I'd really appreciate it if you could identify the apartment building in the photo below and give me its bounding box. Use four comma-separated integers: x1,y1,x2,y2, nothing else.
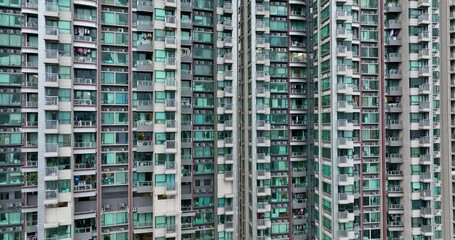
0,0,238,239
311,0,443,239
0,0,451,239
238,0,310,239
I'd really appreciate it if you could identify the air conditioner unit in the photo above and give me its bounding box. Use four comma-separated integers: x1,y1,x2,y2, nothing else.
118,28,124,32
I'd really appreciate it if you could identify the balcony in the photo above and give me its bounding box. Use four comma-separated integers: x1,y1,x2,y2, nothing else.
418,83,431,94
165,140,176,149
224,171,233,181
337,101,355,112
385,53,401,62
44,2,59,16
225,221,234,229
386,120,402,129
419,136,431,145
74,56,95,64
336,28,349,39
165,15,177,28
136,181,153,193
135,160,152,172
74,14,96,22
165,183,177,195
419,154,431,164
387,155,403,164
420,190,432,200
256,22,266,31
387,170,403,180
165,78,176,89
421,225,433,236
338,211,353,223
256,38,266,48
74,142,96,148
223,20,233,30
136,80,153,91
418,0,431,7
418,31,431,42
388,204,403,211
336,10,351,21
136,60,153,71
136,20,153,32
337,138,354,148
45,120,59,130
45,166,59,180
257,219,270,228
337,64,350,75
385,3,402,12
44,189,58,205
336,46,350,57
137,140,153,152
338,174,354,185
163,162,175,171
44,50,59,64
419,101,431,111
165,224,177,238
337,156,354,167
256,4,265,15
385,19,401,29
45,73,59,84
388,221,404,231
223,36,233,47
164,0,177,7
136,120,153,131
338,193,354,204
165,36,176,48
388,185,403,194
418,119,431,129
385,37,402,46
45,143,59,153
74,182,95,192
385,69,401,79
165,57,176,69
165,99,177,109
136,0,153,11
256,170,269,179
386,137,402,146
136,40,153,52
418,66,431,77
223,2,232,13
181,52,193,62
136,100,152,111
23,0,38,8
73,99,94,106
74,35,95,42
419,172,432,182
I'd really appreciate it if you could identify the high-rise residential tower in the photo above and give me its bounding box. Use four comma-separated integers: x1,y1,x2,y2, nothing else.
0,0,453,240
238,0,311,239
1,0,238,239
310,0,444,239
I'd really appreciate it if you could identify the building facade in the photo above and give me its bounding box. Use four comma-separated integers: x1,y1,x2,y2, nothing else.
311,0,443,239
0,0,453,240
1,0,238,239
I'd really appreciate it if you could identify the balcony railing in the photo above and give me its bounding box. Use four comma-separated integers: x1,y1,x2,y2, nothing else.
45,166,58,176
45,73,58,82
45,26,58,36
45,120,59,129
45,2,58,12
165,15,176,24
45,143,59,153
45,189,58,200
